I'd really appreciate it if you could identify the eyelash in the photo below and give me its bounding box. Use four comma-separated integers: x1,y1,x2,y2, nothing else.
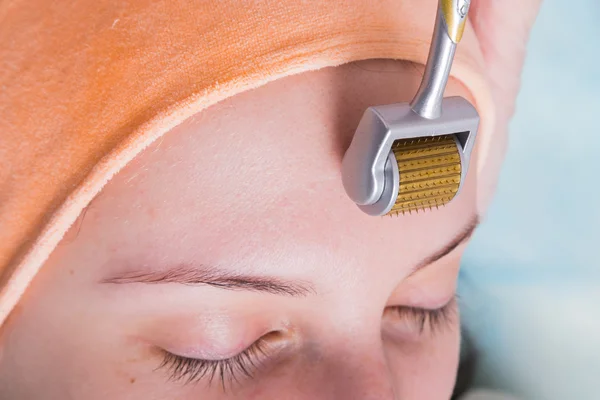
158,339,268,390
158,300,457,388
390,297,458,334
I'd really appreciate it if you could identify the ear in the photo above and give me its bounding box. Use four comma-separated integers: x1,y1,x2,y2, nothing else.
468,0,542,214
469,0,542,121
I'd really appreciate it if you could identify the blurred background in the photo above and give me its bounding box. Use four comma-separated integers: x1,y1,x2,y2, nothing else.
459,0,600,398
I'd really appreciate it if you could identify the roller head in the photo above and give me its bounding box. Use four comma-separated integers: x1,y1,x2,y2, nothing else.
389,135,461,215
341,96,478,216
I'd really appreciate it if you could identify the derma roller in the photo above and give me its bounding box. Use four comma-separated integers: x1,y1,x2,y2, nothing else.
342,0,479,216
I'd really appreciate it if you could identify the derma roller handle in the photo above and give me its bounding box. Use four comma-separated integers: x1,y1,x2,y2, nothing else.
410,0,471,120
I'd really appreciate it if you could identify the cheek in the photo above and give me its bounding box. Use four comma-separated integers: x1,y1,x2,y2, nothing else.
0,299,184,400
0,263,165,399
385,326,461,399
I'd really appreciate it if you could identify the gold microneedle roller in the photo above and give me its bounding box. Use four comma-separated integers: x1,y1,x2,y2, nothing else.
342,0,479,216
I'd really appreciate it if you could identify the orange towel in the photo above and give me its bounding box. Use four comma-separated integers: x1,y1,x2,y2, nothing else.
0,0,494,326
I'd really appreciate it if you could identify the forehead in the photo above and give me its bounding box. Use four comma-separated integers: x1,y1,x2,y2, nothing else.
74,61,477,293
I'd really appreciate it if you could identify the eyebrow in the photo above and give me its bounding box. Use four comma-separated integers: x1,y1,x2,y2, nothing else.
101,265,315,297
102,215,479,296
409,214,480,275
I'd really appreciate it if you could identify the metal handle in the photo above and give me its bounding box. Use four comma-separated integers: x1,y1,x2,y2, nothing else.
410,0,471,120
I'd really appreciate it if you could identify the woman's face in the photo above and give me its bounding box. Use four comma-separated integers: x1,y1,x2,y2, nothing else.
0,60,480,399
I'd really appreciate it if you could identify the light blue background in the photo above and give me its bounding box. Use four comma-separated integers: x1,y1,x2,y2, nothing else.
459,0,600,398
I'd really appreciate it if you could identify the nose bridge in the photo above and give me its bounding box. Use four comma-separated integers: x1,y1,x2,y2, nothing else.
321,337,398,400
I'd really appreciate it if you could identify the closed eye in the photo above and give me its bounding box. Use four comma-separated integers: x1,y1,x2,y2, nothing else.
157,335,273,390
385,296,458,336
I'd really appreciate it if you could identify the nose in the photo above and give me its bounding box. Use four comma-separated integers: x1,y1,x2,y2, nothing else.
332,367,397,398
328,348,397,400
299,341,398,400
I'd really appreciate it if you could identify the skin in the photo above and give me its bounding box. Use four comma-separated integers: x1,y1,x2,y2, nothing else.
0,60,479,399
